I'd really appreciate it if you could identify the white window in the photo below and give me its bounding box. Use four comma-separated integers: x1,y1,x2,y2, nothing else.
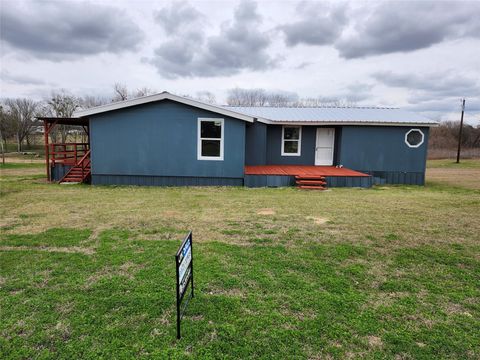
198,118,224,160
405,129,425,148
281,126,302,156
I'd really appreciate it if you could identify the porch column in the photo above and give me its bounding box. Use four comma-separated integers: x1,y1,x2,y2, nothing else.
44,120,50,182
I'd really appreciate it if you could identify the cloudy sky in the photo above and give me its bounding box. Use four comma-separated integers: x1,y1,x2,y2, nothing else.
1,0,480,124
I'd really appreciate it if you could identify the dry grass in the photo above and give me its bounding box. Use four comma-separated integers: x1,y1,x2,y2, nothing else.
0,245,95,255
1,172,479,252
426,158,480,189
1,162,479,359
426,168,480,189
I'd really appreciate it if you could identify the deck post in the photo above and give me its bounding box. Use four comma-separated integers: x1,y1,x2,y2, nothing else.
44,120,50,182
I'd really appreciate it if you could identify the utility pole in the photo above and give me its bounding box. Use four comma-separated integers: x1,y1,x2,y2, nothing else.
456,98,465,164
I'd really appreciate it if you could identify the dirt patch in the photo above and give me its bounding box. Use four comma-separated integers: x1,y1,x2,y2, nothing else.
257,208,275,215
52,321,71,340
306,216,329,225
0,245,95,255
84,261,145,287
206,287,246,298
367,335,383,348
56,301,75,315
155,309,172,326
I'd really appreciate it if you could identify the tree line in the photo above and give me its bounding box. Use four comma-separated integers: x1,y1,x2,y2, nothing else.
225,88,357,107
429,121,480,149
1,85,478,156
0,84,156,152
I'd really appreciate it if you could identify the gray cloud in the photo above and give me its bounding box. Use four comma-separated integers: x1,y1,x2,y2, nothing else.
154,2,204,35
1,1,144,60
0,70,48,85
280,2,348,47
337,83,375,103
373,71,480,98
148,1,277,78
405,97,480,124
374,70,480,121
278,1,480,59
336,1,480,59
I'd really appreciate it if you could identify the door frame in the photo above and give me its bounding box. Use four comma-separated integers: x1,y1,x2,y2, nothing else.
315,128,335,166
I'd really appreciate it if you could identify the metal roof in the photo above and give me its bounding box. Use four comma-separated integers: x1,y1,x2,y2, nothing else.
224,106,437,126
70,91,436,127
73,92,254,122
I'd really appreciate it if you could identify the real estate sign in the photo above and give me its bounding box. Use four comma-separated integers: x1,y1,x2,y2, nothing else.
175,231,194,339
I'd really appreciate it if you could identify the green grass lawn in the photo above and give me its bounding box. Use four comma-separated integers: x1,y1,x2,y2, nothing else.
1,163,479,359
427,158,480,169
0,162,44,169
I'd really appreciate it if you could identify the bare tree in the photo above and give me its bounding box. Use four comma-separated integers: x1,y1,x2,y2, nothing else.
134,87,155,98
0,104,14,151
227,88,268,106
112,84,157,102
226,88,361,108
48,90,79,117
0,104,10,163
46,90,80,143
195,91,217,104
113,83,129,102
79,95,109,109
267,91,298,106
3,98,38,152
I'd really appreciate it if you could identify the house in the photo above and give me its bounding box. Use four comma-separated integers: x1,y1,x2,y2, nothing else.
39,92,437,189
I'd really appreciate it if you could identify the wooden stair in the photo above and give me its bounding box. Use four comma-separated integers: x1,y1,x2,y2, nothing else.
295,175,327,190
59,150,91,184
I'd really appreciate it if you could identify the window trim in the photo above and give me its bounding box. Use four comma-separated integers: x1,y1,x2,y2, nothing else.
197,118,224,161
281,125,302,156
405,128,425,148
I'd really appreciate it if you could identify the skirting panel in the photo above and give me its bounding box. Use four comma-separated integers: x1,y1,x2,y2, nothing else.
91,174,244,187
51,164,72,181
244,175,372,188
324,176,373,188
360,171,425,185
244,175,295,188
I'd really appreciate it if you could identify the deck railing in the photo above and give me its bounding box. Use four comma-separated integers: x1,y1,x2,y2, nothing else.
49,143,89,166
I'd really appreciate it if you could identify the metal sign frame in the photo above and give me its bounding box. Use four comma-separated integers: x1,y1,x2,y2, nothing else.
175,231,194,339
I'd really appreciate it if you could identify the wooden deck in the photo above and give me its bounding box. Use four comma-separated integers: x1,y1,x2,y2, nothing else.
244,165,370,177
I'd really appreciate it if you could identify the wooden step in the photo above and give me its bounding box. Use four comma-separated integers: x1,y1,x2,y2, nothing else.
298,185,327,190
295,176,326,181
296,180,327,186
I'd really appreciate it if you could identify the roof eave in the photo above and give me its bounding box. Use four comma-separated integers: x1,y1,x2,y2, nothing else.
255,119,438,127
73,92,255,122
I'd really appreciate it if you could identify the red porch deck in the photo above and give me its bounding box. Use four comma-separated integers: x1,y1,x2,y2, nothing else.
244,165,370,177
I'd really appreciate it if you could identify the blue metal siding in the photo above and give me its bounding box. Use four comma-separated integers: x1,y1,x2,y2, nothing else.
366,171,425,185
92,175,243,186
266,125,316,165
338,126,429,173
325,176,373,188
244,175,372,188
51,164,72,181
89,100,246,178
244,175,295,187
245,121,267,165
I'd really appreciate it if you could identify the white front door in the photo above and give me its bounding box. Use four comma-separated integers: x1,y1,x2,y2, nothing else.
315,128,335,166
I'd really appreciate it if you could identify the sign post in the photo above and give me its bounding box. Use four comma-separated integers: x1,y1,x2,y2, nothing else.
175,231,194,339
